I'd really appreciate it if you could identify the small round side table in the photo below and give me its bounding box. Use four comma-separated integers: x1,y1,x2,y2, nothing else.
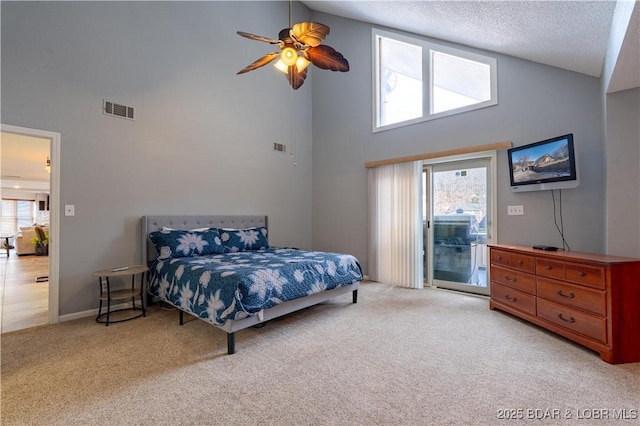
92,265,148,326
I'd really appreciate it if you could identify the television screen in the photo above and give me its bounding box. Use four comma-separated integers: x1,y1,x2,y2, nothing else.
508,134,578,192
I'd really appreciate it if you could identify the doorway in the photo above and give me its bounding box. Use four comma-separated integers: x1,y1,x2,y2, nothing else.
0,124,60,330
424,156,494,295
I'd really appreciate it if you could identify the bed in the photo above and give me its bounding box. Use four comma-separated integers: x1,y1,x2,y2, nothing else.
141,215,362,354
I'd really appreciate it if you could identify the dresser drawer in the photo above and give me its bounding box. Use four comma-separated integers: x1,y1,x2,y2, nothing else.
490,249,511,267
491,265,535,294
537,298,607,343
491,282,536,316
536,277,606,316
565,262,605,289
536,258,565,280
509,253,535,273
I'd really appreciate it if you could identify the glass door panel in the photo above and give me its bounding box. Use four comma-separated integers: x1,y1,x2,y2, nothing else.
429,159,490,295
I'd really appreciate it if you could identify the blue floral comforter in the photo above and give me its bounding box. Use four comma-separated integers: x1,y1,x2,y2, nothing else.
148,248,363,326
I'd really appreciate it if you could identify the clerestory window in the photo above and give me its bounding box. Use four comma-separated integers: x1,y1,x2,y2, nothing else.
373,29,497,132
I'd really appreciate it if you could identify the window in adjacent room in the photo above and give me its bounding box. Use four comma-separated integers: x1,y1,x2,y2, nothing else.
373,29,497,132
1,199,36,234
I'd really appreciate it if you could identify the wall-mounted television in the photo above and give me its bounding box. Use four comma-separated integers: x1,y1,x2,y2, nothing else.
508,133,578,192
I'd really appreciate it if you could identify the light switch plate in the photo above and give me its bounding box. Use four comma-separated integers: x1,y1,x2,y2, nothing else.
65,205,75,216
507,205,524,216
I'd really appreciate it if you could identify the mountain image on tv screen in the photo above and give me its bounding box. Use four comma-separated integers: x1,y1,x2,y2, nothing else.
511,140,570,184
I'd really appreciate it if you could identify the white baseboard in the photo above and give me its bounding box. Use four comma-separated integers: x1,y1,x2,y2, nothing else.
58,302,135,323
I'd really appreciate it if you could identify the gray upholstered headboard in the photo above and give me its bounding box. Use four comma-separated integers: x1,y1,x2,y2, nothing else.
142,215,268,265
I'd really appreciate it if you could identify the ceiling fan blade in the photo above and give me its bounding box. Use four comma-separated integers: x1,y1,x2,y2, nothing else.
236,31,280,44
290,22,330,47
237,52,280,75
286,66,308,90
304,45,350,72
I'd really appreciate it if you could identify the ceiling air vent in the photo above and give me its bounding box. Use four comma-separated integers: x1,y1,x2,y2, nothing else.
273,143,287,153
103,100,134,120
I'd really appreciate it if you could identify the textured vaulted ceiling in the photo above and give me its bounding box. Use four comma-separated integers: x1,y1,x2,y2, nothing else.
303,0,637,86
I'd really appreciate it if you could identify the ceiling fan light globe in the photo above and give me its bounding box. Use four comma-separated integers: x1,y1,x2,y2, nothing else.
274,59,289,73
280,46,298,66
295,57,311,73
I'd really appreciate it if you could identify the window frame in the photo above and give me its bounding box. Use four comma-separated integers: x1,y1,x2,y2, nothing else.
372,28,498,133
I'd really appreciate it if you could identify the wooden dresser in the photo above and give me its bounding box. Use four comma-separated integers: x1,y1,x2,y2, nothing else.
489,244,640,364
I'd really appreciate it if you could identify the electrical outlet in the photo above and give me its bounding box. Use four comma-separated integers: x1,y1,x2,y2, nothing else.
507,205,524,216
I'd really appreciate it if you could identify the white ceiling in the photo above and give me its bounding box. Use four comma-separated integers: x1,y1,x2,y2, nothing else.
304,0,639,89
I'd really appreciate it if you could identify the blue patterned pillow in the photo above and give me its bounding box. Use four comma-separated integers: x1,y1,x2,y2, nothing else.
220,227,269,252
149,229,224,260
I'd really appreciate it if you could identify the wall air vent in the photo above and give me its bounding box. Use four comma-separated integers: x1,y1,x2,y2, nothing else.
273,143,287,153
103,100,134,120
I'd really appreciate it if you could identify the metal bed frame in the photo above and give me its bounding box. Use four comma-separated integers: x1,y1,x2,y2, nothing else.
142,215,359,354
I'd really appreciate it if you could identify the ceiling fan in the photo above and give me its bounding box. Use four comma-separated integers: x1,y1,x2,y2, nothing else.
236,5,349,90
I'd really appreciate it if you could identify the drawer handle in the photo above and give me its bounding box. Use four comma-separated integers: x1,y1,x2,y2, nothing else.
505,275,516,282
578,272,585,277
545,265,552,270
557,313,576,324
505,294,517,302
516,260,523,264
556,290,575,299
496,256,503,260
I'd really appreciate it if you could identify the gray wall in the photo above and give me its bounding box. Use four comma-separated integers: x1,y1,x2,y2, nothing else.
604,88,640,257
2,2,633,318
1,1,314,315
602,1,640,258
310,12,605,274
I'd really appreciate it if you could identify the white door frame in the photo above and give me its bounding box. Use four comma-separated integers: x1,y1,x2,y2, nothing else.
424,150,498,294
1,124,60,324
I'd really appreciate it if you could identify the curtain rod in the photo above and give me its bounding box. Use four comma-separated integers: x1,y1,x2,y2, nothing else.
364,141,513,168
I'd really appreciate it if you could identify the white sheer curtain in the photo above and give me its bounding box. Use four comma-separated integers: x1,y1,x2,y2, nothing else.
368,161,424,288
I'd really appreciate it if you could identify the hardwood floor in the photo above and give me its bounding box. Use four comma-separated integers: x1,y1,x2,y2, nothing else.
0,250,49,333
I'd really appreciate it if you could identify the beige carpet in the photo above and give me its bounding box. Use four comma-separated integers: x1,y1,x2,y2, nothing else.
1,281,639,425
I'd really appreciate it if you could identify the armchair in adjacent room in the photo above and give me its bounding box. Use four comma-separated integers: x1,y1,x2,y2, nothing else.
15,227,37,255
34,225,49,283
14,226,50,256
34,226,49,256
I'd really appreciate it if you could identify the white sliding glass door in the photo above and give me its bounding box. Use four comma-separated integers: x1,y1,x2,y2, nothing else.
425,158,492,295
